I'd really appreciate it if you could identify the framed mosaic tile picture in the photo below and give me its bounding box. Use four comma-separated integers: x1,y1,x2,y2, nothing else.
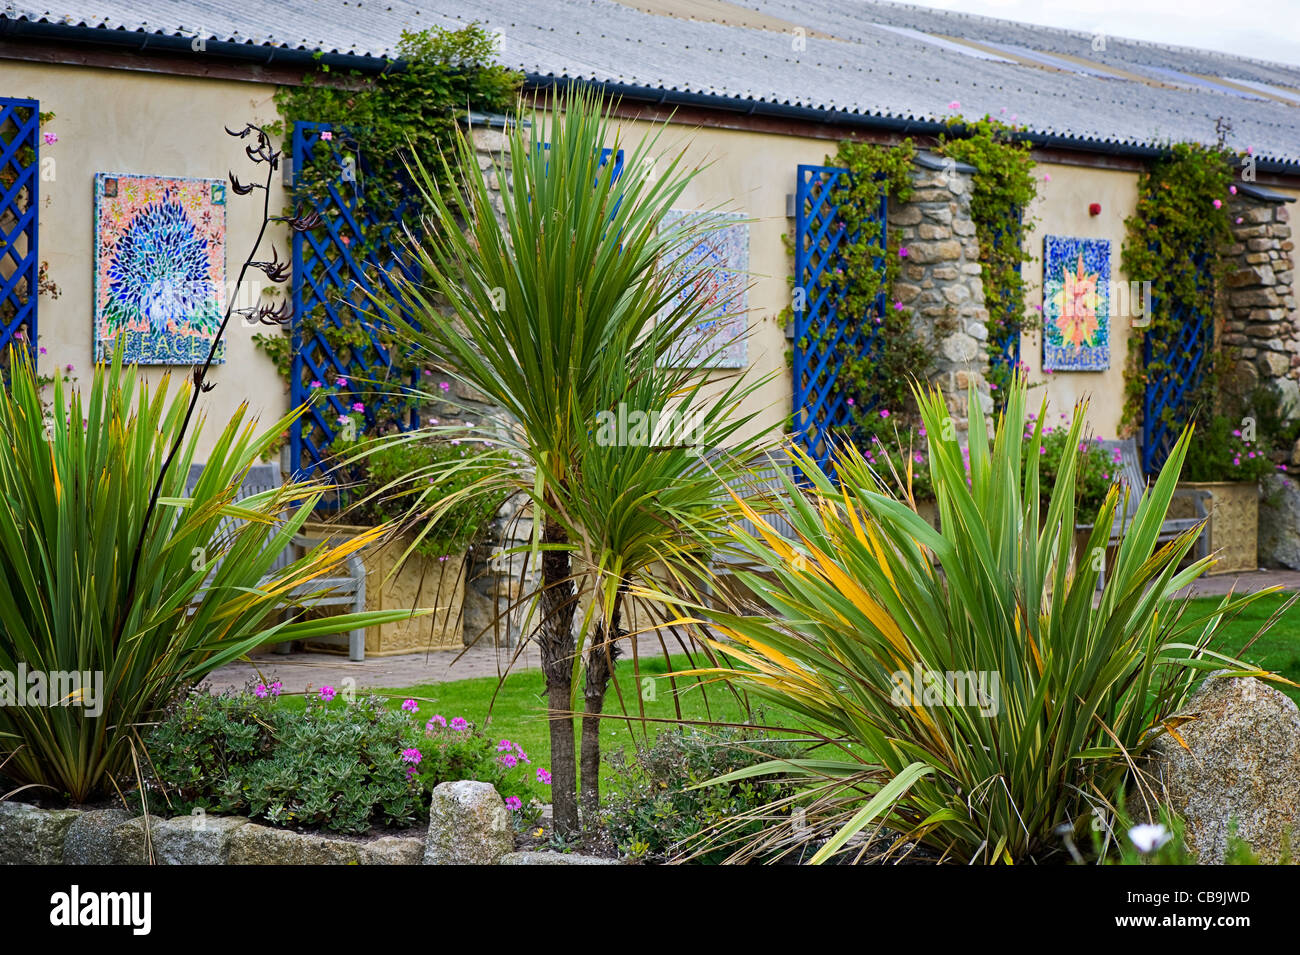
658,210,749,369
1042,235,1110,372
94,173,227,364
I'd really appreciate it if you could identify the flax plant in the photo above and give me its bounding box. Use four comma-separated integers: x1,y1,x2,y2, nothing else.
657,373,1285,863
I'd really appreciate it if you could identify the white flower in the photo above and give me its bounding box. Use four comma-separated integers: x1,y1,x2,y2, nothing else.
1128,823,1172,854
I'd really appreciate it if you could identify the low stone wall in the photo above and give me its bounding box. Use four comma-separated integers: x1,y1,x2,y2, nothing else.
0,781,618,866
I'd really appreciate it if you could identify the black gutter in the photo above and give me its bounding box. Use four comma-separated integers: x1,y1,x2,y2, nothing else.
3,16,1298,174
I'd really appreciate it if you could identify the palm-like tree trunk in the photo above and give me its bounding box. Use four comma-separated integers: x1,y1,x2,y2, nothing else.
580,585,624,818
539,513,579,836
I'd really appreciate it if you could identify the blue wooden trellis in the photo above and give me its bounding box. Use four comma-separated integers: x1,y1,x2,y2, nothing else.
289,121,422,482
1140,251,1212,476
0,97,39,359
988,211,1023,384
791,163,887,473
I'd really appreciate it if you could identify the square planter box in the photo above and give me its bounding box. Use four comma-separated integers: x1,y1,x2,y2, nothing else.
299,521,466,655
1172,482,1259,575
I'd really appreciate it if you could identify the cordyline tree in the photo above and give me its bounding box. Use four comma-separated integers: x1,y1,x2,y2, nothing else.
375,85,773,833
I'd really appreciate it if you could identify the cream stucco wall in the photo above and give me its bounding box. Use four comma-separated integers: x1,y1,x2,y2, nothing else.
2,57,1196,454
2,60,290,457
1019,160,1141,438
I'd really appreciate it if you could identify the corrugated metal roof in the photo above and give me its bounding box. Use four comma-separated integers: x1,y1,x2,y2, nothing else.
4,0,1299,164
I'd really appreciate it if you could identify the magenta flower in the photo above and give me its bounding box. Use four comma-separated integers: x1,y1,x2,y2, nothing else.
948,100,960,110
893,301,903,311
450,717,468,731
913,453,924,464
438,381,451,393
254,683,268,698
401,699,418,713
319,685,336,702
1043,173,1051,182
846,397,855,406
351,402,364,413
1230,185,1237,195
497,739,514,752
505,796,523,811
427,714,447,729
336,415,349,426
309,380,322,389
320,130,333,141
43,132,57,145
401,747,422,765
65,364,74,372
898,247,908,258
879,409,890,419
499,754,518,768
38,346,46,355
537,768,552,785
336,376,349,387
918,427,927,437
269,681,283,697
1213,199,1222,209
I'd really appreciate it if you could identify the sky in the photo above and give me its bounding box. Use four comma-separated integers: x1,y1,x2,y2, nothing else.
900,0,1300,66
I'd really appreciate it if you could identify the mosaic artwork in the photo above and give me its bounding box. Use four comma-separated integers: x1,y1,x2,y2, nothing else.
659,210,748,368
94,173,227,364
1042,235,1110,371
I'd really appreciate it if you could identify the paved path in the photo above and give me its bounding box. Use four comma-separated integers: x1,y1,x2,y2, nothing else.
203,630,689,695
205,568,1300,694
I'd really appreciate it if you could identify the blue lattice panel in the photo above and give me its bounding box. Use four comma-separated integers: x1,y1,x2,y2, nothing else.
1141,260,1212,476
0,97,39,358
289,121,422,483
988,216,1023,381
791,164,887,474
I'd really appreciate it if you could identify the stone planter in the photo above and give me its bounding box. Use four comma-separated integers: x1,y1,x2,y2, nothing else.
300,521,466,655
1173,481,1259,575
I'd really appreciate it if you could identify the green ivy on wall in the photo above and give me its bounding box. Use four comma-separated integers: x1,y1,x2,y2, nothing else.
936,114,1037,406
253,26,523,436
1119,142,1236,435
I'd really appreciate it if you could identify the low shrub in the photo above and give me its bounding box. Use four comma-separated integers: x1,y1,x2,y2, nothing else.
146,687,544,834
602,726,800,863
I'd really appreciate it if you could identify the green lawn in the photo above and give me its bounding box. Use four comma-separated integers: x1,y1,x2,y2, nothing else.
276,592,1300,785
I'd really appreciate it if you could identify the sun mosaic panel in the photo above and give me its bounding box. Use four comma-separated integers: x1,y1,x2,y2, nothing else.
657,209,749,369
1042,235,1110,372
93,173,227,364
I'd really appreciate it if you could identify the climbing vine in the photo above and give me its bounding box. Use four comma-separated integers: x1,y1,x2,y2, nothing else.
1120,142,1236,435
253,25,522,438
936,114,1037,406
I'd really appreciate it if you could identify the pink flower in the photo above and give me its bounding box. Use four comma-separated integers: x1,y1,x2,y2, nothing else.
254,683,268,698
351,402,364,413
336,415,349,426
269,681,283,697
1236,217,1244,224
879,409,890,419
319,685,336,702
450,717,468,731
65,363,74,372
1213,199,1222,209
914,453,924,464
427,714,447,729
497,739,514,752
309,380,322,388
438,381,451,393
846,397,854,406
401,699,418,713
401,747,422,765
893,301,903,311
42,132,57,145
505,796,523,811
499,754,518,768
898,247,908,258
1043,173,1051,182
1230,185,1237,194
537,768,552,785
39,346,46,355
948,100,961,110
918,427,927,437
320,130,333,141
336,377,349,387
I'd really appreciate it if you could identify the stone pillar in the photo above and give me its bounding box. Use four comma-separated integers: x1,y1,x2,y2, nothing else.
889,154,992,436
1223,192,1298,413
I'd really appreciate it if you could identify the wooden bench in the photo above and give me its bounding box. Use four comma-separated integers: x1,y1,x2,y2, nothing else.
186,463,369,661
